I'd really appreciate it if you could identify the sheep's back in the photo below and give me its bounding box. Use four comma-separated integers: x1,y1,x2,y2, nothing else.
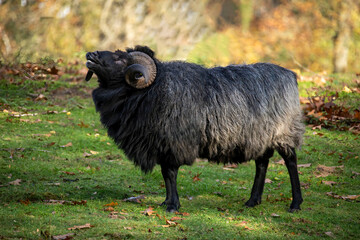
155,62,304,163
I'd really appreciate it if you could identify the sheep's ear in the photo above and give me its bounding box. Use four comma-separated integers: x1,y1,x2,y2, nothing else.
125,51,157,89
127,46,155,58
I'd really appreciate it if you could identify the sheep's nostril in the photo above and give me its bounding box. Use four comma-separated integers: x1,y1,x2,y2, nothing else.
86,52,101,64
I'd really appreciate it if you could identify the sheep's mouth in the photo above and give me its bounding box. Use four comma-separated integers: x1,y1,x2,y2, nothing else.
85,52,101,81
85,70,93,81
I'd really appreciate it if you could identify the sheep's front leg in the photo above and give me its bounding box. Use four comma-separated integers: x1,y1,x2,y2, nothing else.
277,147,303,212
245,149,274,207
160,165,180,212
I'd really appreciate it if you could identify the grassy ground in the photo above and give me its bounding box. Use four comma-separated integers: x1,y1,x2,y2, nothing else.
0,64,359,239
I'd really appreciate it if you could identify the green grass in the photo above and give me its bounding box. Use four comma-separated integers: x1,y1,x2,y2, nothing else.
298,73,360,111
0,71,359,239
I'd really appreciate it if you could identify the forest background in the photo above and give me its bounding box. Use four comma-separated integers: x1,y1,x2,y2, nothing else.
1,1,360,239
0,0,359,73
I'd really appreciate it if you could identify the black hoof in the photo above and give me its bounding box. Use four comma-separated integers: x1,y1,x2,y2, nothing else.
288,204,301,213
166,206,179,212
289,199,303,212
288,207,301,213
245,199,261,208
160,200,180,212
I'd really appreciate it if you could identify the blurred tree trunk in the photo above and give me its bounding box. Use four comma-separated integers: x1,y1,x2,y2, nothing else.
239,0,254,33
333,0,352,73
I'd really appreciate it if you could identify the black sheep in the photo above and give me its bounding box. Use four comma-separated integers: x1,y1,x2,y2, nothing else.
85,46,305,212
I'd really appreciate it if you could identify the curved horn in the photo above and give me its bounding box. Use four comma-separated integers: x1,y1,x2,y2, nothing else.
125,52,157,89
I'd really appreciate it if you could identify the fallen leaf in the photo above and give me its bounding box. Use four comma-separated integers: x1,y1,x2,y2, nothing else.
63,171,75,175
160,225,172,228
351,171,360,178
33,133,52,137
342,86,352,93
312,131,324,137
60,142,73,148
108,212,126,219
35,94,47,101
299,96,310,104
52,233,75,240
342,195,360,200
142,207,156,216
77,121,89,128
307,109,316,116
165,220,178,226
192,173,201,182
271,213,280,218
274,159,285,165
123,195,145,203
67,223,94,230
222,167,235,171
327,151,336,156
243,225,254,230
46,142,56,147
71,200,87,205
170,216,184,221
43,200,87,205
265,178,273,184
83,152,92,157
326,192,360,200
9,179,22,185
234,221,253,230
322,181,337,186
298,163,311,168
176,212,190,216
104,207,115,212
44,200,66,205
234,221,248,226
300,182,310,189
46,110,59,114
10,112,38,117
325,231,335,238
223,163,238,169
316,165,343,178
104,202,118,207
45,182,61,186
89,150,99,155
312,125,322,130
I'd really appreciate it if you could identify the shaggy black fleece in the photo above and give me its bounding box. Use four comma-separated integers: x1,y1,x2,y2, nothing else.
87,46,305,212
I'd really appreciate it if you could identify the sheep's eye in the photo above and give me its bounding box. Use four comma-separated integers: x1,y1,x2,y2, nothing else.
134,72,143,79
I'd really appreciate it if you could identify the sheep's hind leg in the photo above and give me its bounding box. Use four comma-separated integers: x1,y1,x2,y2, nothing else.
245,149,274,208
160,165,180,212
277,146,303,212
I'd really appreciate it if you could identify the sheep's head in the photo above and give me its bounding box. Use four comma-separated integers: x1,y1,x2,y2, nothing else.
85,46,157,89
